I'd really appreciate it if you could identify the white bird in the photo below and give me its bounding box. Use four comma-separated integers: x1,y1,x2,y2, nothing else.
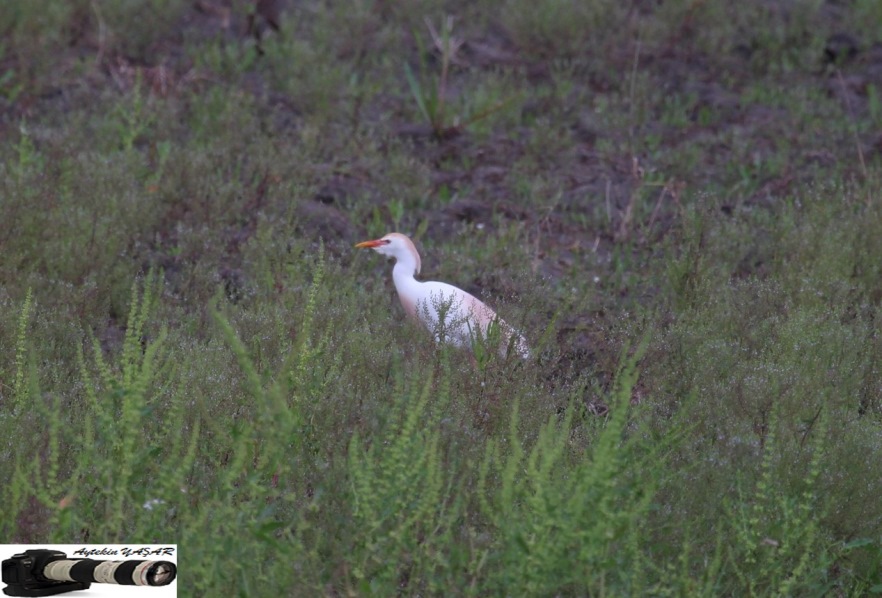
355,232,530,358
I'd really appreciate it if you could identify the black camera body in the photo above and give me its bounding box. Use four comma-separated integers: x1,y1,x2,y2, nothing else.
2,549,176,597
1,550,88,597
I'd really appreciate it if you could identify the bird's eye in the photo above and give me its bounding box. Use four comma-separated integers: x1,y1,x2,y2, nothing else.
383,239,392,244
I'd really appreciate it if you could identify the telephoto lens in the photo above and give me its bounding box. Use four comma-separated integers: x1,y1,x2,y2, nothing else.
2,549,176,597
43,558,176,586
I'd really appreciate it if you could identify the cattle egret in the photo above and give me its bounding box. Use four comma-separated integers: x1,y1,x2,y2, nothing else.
355,233,530,358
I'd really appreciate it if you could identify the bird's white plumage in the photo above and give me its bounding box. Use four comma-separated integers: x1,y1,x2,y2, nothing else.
356,232,530,358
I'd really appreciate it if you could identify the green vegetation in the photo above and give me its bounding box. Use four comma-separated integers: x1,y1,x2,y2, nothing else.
2,0,882,594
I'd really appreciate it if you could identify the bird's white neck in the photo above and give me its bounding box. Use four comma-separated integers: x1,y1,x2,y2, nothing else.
391,257,422,319
392,258,419,288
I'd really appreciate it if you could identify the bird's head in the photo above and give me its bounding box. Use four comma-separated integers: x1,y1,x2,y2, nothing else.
355,232,421,275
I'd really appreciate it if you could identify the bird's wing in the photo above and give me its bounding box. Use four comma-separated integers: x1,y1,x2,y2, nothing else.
411,281,483,346
415,281,530,358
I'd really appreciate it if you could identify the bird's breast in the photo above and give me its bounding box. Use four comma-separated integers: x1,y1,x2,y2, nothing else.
397,293,419,321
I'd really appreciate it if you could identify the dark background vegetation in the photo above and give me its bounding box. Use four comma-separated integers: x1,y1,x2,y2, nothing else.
2,0,882,594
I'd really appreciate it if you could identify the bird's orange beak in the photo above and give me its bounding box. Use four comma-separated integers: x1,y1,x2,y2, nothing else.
355,239,385,249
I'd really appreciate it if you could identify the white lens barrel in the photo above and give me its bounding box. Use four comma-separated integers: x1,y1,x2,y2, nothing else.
42,558,176,586
42,560,79,582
